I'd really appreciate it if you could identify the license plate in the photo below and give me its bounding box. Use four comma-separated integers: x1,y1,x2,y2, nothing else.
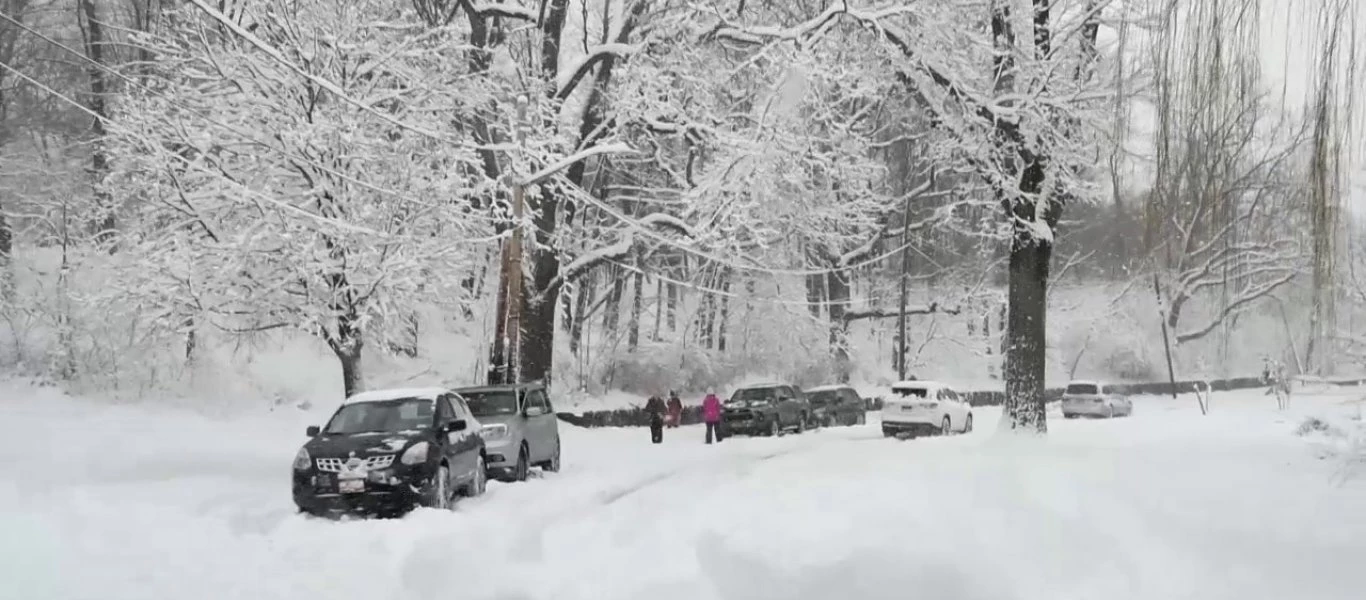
901,405,916,411
338,479,365,493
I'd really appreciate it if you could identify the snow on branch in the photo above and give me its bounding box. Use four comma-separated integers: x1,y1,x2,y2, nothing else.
1174,269,1298,345
709,3,918,47
842,302,960,323
520,142,637,186
534,213,694,304
467,3,536,21
557,43,645,100
836,178,936,267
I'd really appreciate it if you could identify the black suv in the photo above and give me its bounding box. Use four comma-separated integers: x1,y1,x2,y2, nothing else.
721,383,813,437
806,384,869,426
292,388,487,518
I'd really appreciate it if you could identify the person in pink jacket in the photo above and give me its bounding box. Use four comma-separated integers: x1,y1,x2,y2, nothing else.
702,391,724,444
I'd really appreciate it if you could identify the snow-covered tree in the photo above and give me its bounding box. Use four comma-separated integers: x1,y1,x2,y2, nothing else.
104,0,490,395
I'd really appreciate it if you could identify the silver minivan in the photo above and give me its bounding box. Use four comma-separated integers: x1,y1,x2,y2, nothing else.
1060,381,1133,419
452,383,561,481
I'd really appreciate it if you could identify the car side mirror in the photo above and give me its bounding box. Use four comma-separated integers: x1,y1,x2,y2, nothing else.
306,425,320,437
448,419,468,432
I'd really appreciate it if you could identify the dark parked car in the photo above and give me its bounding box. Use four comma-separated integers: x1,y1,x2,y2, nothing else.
452,382,561,482
721,383,813,436
292,387,486,518
805,384,868,426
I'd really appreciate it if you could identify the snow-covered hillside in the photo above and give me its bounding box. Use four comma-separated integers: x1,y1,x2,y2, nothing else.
3,379,1364,600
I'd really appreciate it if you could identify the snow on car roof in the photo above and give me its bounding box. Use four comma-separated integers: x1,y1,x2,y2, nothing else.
1067,380,1101,386
806,384,851,393
890,380,949,389
343,387,449,405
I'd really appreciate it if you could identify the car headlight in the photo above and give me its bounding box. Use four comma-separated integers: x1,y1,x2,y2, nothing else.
401,442,430,465
292,447,311,471
481,423,509,441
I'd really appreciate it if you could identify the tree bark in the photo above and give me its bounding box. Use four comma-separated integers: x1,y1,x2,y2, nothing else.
1003,221,1051,432
78,0,115,247
827,270,852,382
602,263,625,337
568,271,594,356
717,268,732,353
628,262,644,350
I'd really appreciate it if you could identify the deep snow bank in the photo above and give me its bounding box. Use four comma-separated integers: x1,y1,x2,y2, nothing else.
2,379,1365,600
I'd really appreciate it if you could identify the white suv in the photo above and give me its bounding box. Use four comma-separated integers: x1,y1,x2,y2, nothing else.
1060,381,1132,419
880,380,973,438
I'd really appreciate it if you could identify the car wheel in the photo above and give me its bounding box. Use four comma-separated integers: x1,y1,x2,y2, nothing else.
464,454,487,498
940,416,951,435
513,446,530,482
542,438,561,473
430,464,453,510
882,427,894,438
964,413,973,433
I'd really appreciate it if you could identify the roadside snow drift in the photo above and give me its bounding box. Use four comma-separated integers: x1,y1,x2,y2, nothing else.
2,379,1365,600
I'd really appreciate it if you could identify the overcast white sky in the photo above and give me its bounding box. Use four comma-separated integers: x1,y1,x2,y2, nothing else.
1260,0,1366,210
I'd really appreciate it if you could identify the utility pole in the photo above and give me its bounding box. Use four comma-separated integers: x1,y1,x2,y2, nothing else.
490,96,529,385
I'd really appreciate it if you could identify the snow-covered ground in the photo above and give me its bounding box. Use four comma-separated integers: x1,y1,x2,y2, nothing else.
2,380,1365,600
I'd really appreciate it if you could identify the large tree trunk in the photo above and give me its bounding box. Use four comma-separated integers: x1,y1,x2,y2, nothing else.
716,268,732,353
628,264,644,350
326,309,365,398
78,0,114,247
1003,225,1051,432
569,270,594,355
602,263,625,338
827,270,852,382
666,281,678,331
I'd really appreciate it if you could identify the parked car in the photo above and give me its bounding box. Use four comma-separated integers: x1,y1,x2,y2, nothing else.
292,387,487,518
721,383,813,436
880,380,973,438
805,384,868,426
1060,381,1133,419
452,382,560,481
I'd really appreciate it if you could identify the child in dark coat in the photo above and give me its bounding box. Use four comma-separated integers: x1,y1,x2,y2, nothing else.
645,395,667,443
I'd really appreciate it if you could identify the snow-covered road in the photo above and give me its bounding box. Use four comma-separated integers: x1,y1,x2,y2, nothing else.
3,381,1366,600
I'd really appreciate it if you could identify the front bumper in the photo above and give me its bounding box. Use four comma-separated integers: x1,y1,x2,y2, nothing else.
721,414,774,435
292,465,433,517
482,439,517,469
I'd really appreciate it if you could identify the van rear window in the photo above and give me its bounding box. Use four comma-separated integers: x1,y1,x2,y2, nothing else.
892,387,929,398
1066,383,1099,395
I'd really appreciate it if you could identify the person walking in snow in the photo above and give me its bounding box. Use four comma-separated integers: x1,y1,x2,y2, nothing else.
702,391,724,444
645,394,667,443
666,391,683,428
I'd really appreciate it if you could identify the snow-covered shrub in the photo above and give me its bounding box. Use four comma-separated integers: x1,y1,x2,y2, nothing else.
1296,416,1347,439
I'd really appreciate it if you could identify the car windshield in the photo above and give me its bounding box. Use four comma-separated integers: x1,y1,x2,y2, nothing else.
324,399,433,434
1066,383,1099,395
729,388,779,406
892,387,929,398
808,391,839,406
461,391,519,416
